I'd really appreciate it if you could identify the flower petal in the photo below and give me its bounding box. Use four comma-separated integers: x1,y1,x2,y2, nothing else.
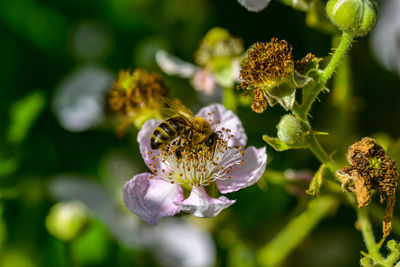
144,218,216,267
237,0,271,12
196,104,247,147
123,173,184,226
174,186,235,218
217,146,267,194
155,49,199,78
138,119,163,169
192,70,217,95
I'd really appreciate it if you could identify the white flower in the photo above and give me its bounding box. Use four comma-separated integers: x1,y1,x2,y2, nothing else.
123,104,267,225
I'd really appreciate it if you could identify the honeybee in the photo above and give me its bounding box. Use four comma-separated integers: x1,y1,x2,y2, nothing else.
150,98,218,153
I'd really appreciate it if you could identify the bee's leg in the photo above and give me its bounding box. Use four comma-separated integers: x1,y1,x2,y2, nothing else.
187,128,193,142
175,148,182,159
175,137,182,159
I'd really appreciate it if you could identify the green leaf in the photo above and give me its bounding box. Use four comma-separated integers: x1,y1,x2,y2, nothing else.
0,155,18,177
7,91,46,144
262,135,307,151
306,164,326,197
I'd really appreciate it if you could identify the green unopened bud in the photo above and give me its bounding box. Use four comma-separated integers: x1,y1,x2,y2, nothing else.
277,115,308,145
45,201,89,242
326,0,377,37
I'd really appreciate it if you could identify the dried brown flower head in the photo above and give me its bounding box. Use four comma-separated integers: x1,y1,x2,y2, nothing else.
108,69,167,116
337,137,399,237
238,38,294,90
194,27,244,67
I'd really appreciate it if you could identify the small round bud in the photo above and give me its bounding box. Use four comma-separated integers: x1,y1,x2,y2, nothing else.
326,0,377,37
277,115,307,145
45,201,89,242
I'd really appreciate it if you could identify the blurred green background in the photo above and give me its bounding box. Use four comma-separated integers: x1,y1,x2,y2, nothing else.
1,0,400,266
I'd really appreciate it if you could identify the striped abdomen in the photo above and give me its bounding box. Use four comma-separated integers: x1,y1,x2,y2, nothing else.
150,117,185,149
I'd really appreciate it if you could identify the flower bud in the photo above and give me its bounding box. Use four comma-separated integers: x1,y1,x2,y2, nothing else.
277,115,308,145
326,0,377,37
45,201,89,242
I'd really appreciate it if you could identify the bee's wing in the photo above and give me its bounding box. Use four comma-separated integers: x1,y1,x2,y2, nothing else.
160,97,197,127
162,97,194,117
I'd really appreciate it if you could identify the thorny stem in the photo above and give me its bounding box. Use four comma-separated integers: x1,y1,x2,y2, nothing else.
257,196,338,267
386,246,400,267
295,32,353,119
262,27,391,267
282,31,393,266
357,207,385,264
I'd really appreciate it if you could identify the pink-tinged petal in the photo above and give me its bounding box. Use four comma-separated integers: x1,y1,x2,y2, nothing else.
192,70,217,95
217,146,267,194
123,173,184,226
196,104,247,147
174,186,235,218
138,119,163,169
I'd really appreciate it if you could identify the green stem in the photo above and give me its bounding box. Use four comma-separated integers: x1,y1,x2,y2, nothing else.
331,46,352,152
65,241,76,267
257,196,338,267
305,133,336,175
297,32,353,119
223,86,237,112
357,207,385,264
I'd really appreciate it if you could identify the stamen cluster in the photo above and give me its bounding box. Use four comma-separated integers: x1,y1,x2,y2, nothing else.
147,128,244,187
108,69,168,116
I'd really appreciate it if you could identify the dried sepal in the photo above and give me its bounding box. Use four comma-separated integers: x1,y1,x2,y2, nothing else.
383,194,396,237
352,169,371,208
